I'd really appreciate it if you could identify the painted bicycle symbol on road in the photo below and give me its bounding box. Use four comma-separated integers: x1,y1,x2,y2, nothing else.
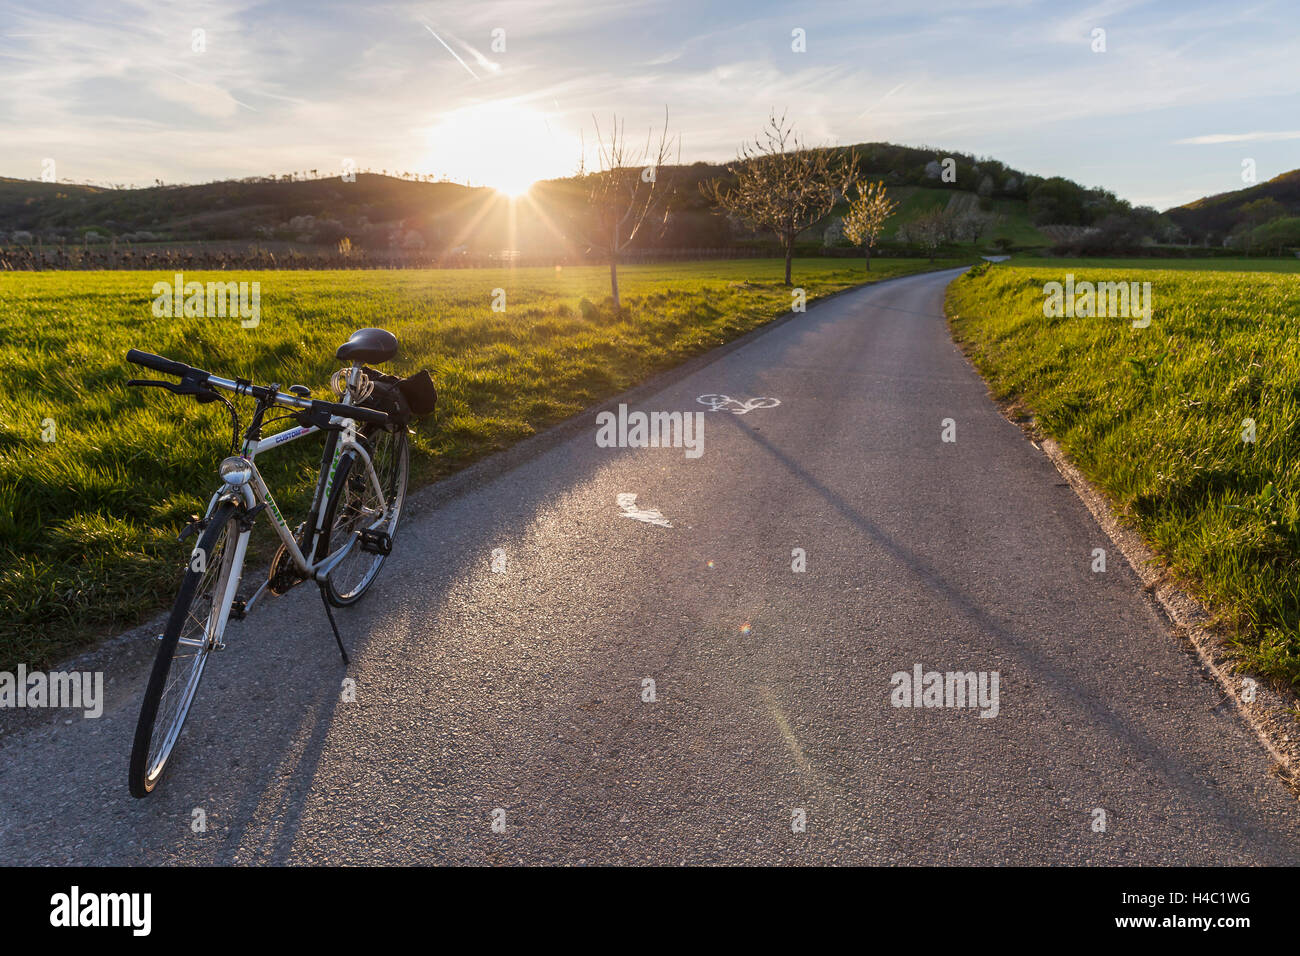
696,394,781,415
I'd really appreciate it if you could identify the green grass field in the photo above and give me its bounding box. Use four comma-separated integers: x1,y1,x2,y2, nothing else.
1008,256,1300,272
948,261,1300,686
0,257,965,670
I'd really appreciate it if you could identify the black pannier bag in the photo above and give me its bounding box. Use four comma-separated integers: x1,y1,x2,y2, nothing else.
396,369,437,417
360,367,436,427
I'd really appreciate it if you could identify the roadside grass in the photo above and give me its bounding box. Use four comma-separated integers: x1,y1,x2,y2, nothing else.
947,262,1300,686
0,257,965,670
1008,256,1300,272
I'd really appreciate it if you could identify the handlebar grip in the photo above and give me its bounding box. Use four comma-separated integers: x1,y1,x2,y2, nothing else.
126,349,193,379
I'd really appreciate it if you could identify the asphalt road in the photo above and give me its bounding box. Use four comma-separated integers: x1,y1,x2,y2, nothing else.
3,266,1297,865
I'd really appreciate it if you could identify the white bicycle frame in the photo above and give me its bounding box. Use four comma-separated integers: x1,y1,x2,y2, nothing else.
189,366,390,645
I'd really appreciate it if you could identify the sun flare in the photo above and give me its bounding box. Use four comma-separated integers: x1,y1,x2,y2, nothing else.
423,102,573,197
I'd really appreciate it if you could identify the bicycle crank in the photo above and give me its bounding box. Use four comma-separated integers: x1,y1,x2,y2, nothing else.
268,523,310,595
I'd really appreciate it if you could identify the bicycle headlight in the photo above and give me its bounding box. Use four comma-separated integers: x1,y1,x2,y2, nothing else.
219,456,253,487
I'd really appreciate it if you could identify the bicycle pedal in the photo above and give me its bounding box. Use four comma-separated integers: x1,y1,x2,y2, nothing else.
359,528,392,555
229,599,247,620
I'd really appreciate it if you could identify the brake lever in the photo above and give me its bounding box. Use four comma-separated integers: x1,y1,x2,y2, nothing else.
293,404,344,432
127,378,219,403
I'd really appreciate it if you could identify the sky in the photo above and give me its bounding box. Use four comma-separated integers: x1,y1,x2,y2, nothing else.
1,0,1298,209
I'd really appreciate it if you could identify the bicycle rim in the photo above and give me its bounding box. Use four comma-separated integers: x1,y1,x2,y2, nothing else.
130,506,236,795
324,428,408,604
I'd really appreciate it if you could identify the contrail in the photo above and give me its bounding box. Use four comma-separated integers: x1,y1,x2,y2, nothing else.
152,64,258,112
857,81,906,120
421,21,479,80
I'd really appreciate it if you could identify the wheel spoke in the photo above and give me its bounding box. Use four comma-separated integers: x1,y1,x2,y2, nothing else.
325,429,407,603
134,513,234,791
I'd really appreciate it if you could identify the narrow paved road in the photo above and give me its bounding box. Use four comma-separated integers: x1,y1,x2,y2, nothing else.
3,267,1297,864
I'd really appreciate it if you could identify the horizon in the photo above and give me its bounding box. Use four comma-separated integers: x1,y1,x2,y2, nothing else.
3,143,1294,216
3,0,1298,211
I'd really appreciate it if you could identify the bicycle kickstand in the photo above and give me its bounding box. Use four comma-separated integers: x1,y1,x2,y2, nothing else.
318,585,350,665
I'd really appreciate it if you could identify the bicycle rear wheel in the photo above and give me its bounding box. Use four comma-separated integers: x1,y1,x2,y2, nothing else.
319,426,408,607
128,503,239,798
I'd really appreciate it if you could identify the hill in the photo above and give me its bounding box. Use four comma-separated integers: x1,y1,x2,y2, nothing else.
1166,169,1300,249
0,143,1222,259
0,174,495,248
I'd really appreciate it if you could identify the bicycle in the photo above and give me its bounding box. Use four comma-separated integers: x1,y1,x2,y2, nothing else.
123,328,433,798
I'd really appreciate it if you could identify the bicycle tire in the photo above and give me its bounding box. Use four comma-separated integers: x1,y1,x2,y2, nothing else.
319,427,408,607
128,502,238,798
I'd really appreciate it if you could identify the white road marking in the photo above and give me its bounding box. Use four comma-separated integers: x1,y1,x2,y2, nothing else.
617,493,671,528
696,394,781,415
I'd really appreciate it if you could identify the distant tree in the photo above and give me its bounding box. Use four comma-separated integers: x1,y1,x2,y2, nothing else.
1251,215,1300,255
572,108,678,307
953,207,1001,244
1154,215,1185,245
1028,177,1088,225
1238,198,1284,231
905,208,953,261
841,180,897,270
1082,213,1148,252
703,112,855,285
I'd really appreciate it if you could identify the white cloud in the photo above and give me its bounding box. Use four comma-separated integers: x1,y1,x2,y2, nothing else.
1175,131,1300,144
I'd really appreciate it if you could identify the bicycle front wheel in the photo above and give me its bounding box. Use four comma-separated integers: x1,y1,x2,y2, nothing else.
128,503,239,798
320,426,409,607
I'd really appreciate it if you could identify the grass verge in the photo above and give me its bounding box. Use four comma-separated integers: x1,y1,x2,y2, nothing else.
947,261,1300,687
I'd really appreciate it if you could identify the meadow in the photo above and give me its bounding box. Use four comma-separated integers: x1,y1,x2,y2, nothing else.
1017,257,1300,272
948,261,1300,685
0,257,962,669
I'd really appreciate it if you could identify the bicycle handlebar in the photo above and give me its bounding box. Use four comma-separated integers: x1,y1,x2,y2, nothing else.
126,349,192,379
125,349,390,426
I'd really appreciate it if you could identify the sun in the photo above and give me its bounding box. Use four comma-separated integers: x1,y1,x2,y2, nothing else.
422,102,573,197
494,169,538,198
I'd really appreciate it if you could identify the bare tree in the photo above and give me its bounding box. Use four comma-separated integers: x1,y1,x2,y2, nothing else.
949,206,1002,244
841,180,898,271
573,108,678,307
704,113,855,286
903,208,954,261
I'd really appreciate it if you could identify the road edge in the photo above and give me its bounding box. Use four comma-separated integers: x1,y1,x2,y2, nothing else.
1037,435,1299,790
942,274,1300,795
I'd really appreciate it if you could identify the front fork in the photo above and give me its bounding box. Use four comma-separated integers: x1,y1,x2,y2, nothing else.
170,492,252,652
209,525,251,650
